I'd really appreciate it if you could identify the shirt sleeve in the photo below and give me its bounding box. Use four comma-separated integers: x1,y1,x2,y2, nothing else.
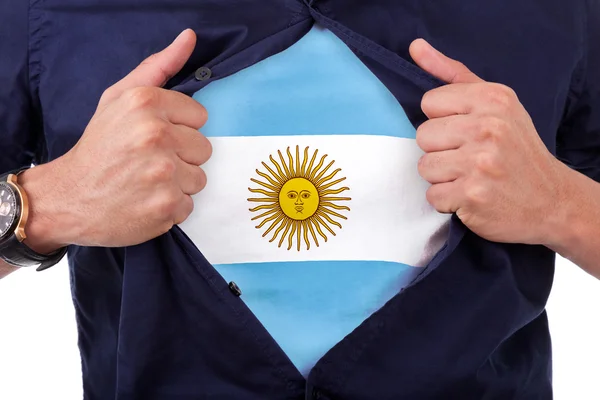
556,0,600,182
0,0,45,173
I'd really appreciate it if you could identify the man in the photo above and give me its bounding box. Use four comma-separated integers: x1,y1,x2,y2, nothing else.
0,0,598,398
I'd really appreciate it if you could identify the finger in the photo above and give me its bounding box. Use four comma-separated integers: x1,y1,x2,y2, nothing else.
421,82,519,119
175,159,207,195
409,38,484,84
173,125,213,166
426,181,462,214
421,83,482,118
416,115,471,152
157,90,208,130
103,29,196,104
173,194,195,225
418,149,465,184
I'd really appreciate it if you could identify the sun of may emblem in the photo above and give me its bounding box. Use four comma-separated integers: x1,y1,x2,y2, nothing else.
248,145,351,251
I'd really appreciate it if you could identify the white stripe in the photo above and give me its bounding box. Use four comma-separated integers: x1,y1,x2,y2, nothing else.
180,135,450,266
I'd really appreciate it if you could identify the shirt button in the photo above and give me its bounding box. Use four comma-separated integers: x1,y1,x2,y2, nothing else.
228,281,242,296
195,66,212,81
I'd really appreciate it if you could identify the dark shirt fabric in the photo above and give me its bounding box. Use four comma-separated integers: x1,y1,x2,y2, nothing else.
1,0,599,399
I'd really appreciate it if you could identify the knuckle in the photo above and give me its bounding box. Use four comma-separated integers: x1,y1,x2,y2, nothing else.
154,191,181,218
484,84,515,109
141,53,160,67
454,69,473,83
147,158,176,183
158,219,175,235
474,117,492,142
474,151,498,173
498,83,517,99
137,120,169,149
100,87,118,104
464,183,487,205
478,116,508,141
125,87,158,110
175,196,195,225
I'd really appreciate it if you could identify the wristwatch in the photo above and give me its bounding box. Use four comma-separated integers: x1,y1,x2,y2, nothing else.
0,167,67,271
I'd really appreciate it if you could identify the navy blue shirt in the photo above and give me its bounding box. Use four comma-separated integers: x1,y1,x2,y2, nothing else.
1,1,599,399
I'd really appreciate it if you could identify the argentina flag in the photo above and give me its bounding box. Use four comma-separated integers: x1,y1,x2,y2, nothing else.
179,24,451,375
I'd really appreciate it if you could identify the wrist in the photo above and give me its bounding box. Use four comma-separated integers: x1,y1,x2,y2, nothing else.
18,159,76,254
539,161,586,255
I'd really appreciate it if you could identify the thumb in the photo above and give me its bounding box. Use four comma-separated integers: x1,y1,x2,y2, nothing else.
102,29,197,103
409,38,483,84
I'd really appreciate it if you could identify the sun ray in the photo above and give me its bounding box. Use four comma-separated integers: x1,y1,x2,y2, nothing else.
316,211,342,229
320,202,351,211
248,197,278,203
278,219,293,248
316,168,341,187
263,214,285,237
287,221,297,250
256,169,282,188
305,149,319,178
248,188,277,197
321,196,351,202
249,203,279,212
306,219,319,247
255,212,280,228
262,162,285,185
250,208,279,221
270,218,290,243
278,150,291,179
300,147,309,177
311,216,331,241
302,221,311,250
320,187,350,196
321,207,348,221
269,155,287,181
250,178,278,192
314,213,335,236
309,154,328,181
296,221,302,251
313,160,335,183
294,146,301,178
286,147,295,177
319,177,347,191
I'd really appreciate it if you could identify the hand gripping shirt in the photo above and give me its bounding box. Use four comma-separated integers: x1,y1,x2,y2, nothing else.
1,1,599,399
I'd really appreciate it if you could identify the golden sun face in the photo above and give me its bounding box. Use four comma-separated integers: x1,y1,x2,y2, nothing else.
279,178,319,220
248,145,351,251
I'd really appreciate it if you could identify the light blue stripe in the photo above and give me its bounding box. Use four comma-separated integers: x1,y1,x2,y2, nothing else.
193,24,416,139
214,260,420,376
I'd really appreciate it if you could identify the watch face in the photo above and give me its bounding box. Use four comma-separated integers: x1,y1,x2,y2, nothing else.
0,182,18,239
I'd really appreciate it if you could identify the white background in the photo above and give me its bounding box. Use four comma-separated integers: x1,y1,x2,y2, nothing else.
0,256,598,399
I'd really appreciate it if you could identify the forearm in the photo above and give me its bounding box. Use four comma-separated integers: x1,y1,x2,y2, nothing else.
545,165,600,279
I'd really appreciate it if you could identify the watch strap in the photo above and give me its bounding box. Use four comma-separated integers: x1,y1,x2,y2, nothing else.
0,234,68,271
